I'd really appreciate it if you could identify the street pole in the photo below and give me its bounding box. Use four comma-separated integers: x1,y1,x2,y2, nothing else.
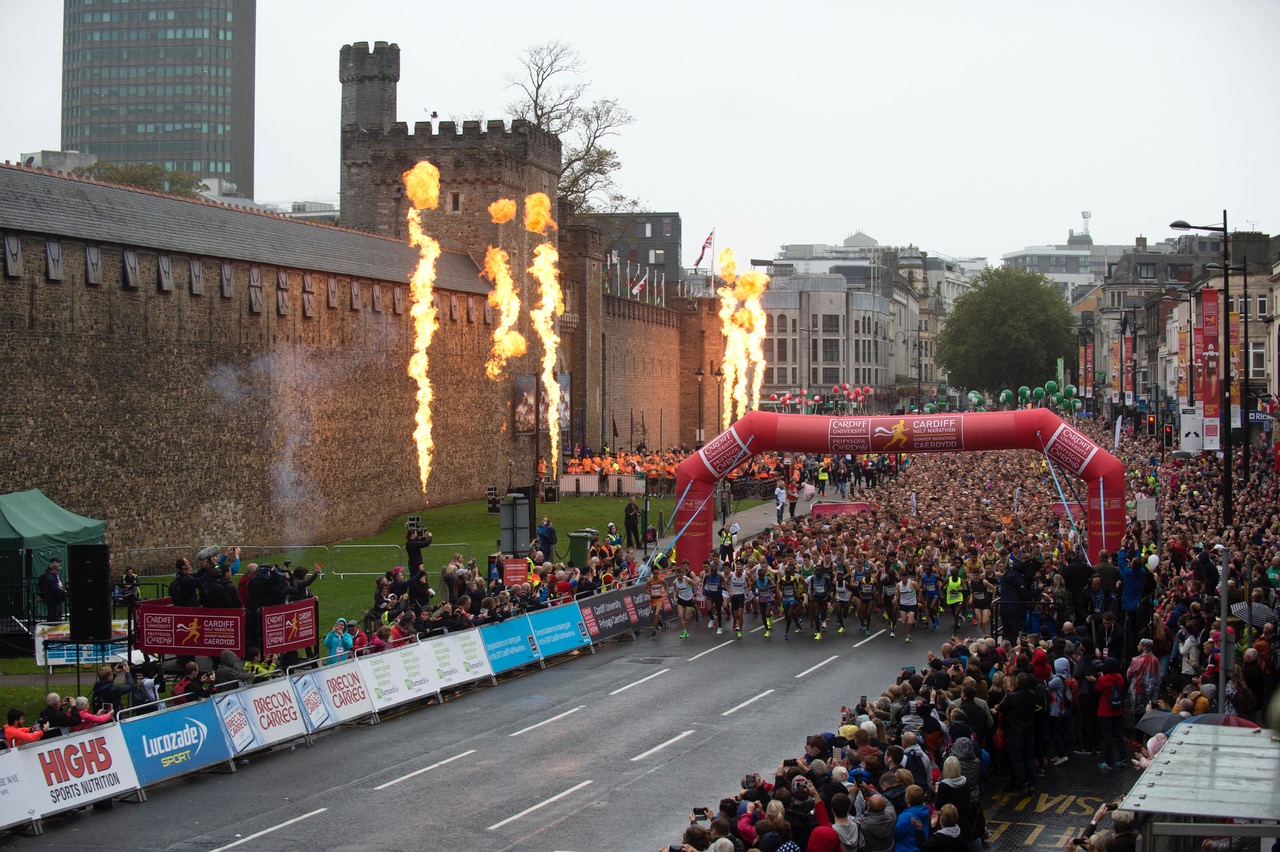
1241,253,1250,482
916,320,923,410
1219,210,1233,703
695,366,705,449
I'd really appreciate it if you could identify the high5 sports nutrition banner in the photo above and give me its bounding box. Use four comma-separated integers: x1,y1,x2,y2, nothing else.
19,724,141,817
136,603,245,657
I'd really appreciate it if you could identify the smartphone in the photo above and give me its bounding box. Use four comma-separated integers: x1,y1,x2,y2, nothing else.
783,758,798,767
860,695,867,705
901,666,916,675
693,807,709,821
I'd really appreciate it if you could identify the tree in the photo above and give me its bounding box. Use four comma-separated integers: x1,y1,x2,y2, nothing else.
506,40,637,212
71,162,208,197
936,266,1076,393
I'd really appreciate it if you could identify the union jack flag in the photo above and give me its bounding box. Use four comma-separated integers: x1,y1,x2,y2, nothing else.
694,229,714,268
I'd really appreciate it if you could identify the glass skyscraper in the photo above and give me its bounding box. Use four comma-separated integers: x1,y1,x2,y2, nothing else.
61,0,256,198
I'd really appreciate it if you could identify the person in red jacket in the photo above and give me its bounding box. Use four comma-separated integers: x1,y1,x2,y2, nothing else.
1089,657,1128,768
4,709,48,747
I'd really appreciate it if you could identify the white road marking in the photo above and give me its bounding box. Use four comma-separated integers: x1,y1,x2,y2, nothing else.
508,705,584,737
609,668,669,696
486,780,595,831
795,655,839,679
688,639,735,661
374,749,476,790
854,629,886,647
749,625,765,633
208,808,327,851
630,729,696,761
721,689,775,716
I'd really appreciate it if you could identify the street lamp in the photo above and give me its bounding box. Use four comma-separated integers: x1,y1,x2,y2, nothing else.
713,365,724,431
891,321,926,410
1171,212,1232,699
694,366,705,448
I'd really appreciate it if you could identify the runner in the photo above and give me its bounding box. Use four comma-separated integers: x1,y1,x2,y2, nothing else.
702,561,725,635
855,562,877,636
672,563,697,639
779,564,802,641
647,569,667,637
754,566,776,638
895,570,919,643
943,563,966,634
919,561,942,632
727,562,749,639
807,565,831,640
970,566,996,635
832,565,852,635
881,566,899,638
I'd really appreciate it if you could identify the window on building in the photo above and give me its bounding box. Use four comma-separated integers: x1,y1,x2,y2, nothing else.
822,367,841,385
811,338,819,364
822,339,841,363
1136,263,1156,280
810,314,818,331
662,218,672,237
636,222,651,238
762,339,773,361
1249,342,1265,380
791,318,797,334
791,367,797,385
810,366,819,385
776,367,788,385
649,249,664,265
1167,263,1192,283
764,314,772,333
1107,262,1118,279
777,338,787,362
863,315,871,334
1257,293,1268,319
449,192,460,213
822,314,840,334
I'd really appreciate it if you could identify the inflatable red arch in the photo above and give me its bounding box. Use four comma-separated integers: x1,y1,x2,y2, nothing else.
673,409,1125,570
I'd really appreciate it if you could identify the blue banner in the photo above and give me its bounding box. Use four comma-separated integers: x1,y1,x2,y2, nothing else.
121,698,234,787
526,603,591,659
478,616,539,674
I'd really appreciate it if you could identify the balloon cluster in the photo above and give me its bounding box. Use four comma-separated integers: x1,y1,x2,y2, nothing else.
768,384,873,412
1002,380,1084,413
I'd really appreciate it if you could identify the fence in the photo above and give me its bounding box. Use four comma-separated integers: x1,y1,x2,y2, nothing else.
558,473,657,497
329,544,405,579
122,546,198,574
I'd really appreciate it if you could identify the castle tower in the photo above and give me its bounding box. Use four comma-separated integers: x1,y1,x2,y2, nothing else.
338,41,400,132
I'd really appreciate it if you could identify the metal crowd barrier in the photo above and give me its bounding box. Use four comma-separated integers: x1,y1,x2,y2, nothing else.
330,544,405,579
122,546,198,574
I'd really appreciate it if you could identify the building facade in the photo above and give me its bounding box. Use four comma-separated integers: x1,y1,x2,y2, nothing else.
61,0,257,197
577,212,682,299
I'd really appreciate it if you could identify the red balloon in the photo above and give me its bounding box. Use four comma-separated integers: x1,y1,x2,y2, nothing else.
843,383,850,391
800,387,808,396
831,385,839,394
862,386,872,395
813,395,822,402
769,393,778,401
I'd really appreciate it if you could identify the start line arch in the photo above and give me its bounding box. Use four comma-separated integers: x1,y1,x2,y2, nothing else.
672,409,1125,571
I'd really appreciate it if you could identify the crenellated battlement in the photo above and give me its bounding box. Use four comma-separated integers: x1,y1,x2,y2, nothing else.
338,41,400,84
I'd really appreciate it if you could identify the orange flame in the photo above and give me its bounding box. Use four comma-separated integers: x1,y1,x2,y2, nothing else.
524,192,558,235
716,248,769,429
402,161,441,493
528,242,564,474
488,198,517,224
482,246,527,379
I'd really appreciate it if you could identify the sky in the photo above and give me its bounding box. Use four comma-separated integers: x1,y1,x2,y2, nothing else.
4,0,1279,269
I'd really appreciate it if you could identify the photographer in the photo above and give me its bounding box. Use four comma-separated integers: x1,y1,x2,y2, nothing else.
247,563,288,650
201,563,240,609
288,563,323,602
322,618,353,664
91,663,134,714
4,708,49,747
39,692,76,734
183,670,217,702
406,527,432,571
69,697,114,732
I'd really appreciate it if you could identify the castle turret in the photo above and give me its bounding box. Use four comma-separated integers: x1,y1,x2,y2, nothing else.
339,41,400,131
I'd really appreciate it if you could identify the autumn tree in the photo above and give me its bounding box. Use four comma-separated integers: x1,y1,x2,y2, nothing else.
72,162,208,197
936,266,1076,393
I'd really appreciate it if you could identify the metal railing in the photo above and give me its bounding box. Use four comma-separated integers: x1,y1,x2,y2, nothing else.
329,544,405,579
122,546,198,574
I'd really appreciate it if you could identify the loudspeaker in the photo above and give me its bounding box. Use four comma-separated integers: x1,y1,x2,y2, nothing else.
67,544,113,643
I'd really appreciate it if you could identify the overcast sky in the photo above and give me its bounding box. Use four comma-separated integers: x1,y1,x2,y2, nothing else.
4,0,1279,268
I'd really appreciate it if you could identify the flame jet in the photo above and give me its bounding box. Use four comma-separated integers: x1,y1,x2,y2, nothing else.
482,197,526,379
402,162,442,492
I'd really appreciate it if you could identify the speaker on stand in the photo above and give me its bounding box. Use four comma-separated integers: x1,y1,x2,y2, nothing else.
67,544,113,643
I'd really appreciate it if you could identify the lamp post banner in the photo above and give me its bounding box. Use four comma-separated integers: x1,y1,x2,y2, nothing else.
1178,330,1188,407
1203,289,1221,450
1085,342,1094,400
1229,311,1241,428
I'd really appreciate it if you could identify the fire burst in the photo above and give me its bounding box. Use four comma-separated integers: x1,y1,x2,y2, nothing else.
482,197,526,380
524,192,557,235
402,161,441,493
716,247,769,429
528,242,564,475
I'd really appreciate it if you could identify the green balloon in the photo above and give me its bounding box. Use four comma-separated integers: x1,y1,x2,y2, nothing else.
1052,392,1063,405
1063,384,1076,399
1032,387,1045,400
924,403,937,414
999,389,1013,403
1045,380,1058,394
1018,385,1030,399
1073,398,1083,410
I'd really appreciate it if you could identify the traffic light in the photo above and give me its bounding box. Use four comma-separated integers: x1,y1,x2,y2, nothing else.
1146,414,1156,436
1163,424,1173,448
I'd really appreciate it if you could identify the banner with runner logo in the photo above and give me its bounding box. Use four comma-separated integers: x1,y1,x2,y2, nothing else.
0,748,39,832
478,615,540,674
289,658,373,732
419,631,493,689
576,586,646,642
21,723,141,817
136,603,245,657
262,599,318,655
525,603,591,659
356,643,438,711
214,680,309,756
120,699,233,788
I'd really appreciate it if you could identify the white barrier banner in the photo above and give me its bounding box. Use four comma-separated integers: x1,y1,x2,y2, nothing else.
290,658,373,733
0,748,38,831
421,630,493,689
356,644,438,711
34,620,129,666
214,680,309,755
19,723,140,817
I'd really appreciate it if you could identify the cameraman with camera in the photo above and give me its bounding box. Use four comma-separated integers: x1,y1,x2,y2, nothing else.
406,526,432,571
92,662,134,714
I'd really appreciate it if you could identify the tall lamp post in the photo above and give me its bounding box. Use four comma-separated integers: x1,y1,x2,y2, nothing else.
1171,212,1232,697
694,366,705,449
890,321,925,410
713,365,724,432
1206,258,1250,481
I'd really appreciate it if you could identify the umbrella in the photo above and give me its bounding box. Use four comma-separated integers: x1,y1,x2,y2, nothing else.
1171,451,1194,460
1230,601,1279,628
1136,709,1183,737
1181,713,1260,729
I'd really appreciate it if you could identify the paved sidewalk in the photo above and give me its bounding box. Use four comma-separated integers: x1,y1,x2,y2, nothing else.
649,491,812,562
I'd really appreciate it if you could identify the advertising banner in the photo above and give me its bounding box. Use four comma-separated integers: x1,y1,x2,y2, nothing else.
289,658,373,732
503,557,529,588
35,619,128,667
136,604,245,657
1177,330,1188,407
21,723,140,817
1084,342,1093,400
526,603,591,659
1077,345,1085,399
1229,311,1241,428
356,643,438,711
262,599,318,655
420,631,493,689
213,680,309,756
478,616,540,674
0,749,39,831
1193,327,1205,411
1202,289,1221,450
1124,334,1134,405
120,699,233,788
1110,341,1120,403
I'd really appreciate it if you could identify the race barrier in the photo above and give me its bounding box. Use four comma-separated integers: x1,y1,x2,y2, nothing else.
261,598,319,656
6,592,665,833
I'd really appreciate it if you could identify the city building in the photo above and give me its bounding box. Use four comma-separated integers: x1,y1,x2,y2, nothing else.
1002,215,1161,303
576,211,682,299
17,149,98,173
61,0,257,198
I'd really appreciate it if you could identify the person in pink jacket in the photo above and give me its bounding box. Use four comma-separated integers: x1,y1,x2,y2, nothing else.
70,696,114,732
